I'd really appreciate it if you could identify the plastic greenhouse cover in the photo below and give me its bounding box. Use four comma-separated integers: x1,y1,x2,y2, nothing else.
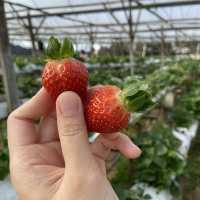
4,0,200,47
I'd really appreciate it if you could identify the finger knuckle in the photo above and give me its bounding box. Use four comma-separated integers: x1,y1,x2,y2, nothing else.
7,111,16,124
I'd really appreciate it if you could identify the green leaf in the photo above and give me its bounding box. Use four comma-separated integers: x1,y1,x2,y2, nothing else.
120,79,155,112
144,194,152,200
157,145,168,156
46,36,61,59
60,37,74,58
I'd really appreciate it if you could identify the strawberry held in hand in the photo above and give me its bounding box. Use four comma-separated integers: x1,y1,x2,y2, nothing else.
42,36,88,100
85,81,154,134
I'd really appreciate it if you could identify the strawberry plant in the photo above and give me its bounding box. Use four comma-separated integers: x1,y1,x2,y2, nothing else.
14,56,29,69
112,122,185,196
0,77,4,95
17,75,41,98
30,55,45,66
113,185,151,200
131,122,185,195
181,127,200,200
0,120,9,180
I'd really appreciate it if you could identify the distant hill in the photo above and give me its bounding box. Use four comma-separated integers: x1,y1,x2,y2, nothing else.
10,44,32,55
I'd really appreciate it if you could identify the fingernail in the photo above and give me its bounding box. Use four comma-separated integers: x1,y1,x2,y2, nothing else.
58,92,80,117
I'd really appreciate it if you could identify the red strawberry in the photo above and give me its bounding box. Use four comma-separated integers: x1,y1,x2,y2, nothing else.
42,59,88,100
42,36,88,100
85,83,154,134
85,85,129,133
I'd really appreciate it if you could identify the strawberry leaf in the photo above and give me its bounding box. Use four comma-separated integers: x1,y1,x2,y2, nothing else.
60,37,74,58
121,80,155,112
46,36,61,59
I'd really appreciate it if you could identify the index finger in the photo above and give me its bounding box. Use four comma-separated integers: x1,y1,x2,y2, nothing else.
7,88,54,151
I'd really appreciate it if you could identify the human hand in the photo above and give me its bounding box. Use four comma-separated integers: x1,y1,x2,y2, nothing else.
7,88,141,200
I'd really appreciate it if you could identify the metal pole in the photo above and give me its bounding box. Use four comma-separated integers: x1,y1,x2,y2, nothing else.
160,25,165,65
142,43,147,58
196,43,200,57
27,13,37,55
128,0,134,74
0,0,18,111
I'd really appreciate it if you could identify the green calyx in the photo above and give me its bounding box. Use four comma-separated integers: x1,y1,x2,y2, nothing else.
46,36,75,59
120,79,155,113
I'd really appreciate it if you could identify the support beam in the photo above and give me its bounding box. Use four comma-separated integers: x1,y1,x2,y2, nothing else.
196,43,200,57
8,18,200,31
128,0,134,75
160,25,165,65
120,0,129,21
103,3,127,33
6,0,200,20
9,3,27,28
133,0,193,41
0,1,18,111
6,1,120,33
142,43,147,57
87,25,96,54
34,16,46,36
132,9,142,51
27,13,37,55
9,3,38,55
9,25,200,36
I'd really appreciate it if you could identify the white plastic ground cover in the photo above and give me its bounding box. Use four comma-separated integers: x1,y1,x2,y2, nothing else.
130,121,199,200
0,177,18,200
173,120,199,157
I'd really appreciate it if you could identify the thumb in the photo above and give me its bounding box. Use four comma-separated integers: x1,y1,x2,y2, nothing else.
56,91,92,169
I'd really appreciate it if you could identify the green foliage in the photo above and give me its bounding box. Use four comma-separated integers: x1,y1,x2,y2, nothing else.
0,77,4,94
170,103,194,127
181,127,200,198
112,122,185,196
113,185,151,200
88,55,129,64
14,56,29,69
170,86,200,127
0,120,9,180
14,55,45,68
89,68,129,87
17,75,41,98
131,122,185,195
121,80,155,112
30,55,45,66
146,63,186,96
166,60,200,127
112,157,131,186
134,57,162,76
